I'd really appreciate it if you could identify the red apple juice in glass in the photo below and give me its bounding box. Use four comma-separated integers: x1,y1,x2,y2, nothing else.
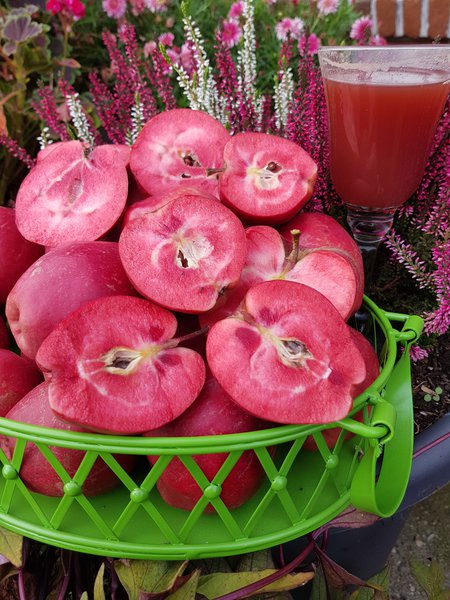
323,71,449,209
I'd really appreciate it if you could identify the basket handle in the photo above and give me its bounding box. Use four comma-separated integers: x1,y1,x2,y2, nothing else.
349,313,423,518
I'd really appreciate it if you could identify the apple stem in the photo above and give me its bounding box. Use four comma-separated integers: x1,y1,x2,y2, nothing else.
283,228,301,272
169,325,210,347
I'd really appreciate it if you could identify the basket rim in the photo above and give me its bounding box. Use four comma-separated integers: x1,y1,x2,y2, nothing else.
0,296,399,453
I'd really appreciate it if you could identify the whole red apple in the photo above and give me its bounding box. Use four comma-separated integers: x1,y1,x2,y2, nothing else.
4,382,136,496
0,349,43,416
280,212,364,314
0,207,43,303
145,370,271,512
218,132,317,225
14,141,129,247
200,225,359,326
206,280,366,425
119,192,247,313
36,295,206,434
130,109,229,198
6,241,138,359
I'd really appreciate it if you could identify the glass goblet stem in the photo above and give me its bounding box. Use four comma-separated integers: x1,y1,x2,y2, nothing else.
346,205,397,290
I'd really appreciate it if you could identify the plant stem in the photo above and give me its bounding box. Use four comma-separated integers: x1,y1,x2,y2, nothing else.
57,551,72,600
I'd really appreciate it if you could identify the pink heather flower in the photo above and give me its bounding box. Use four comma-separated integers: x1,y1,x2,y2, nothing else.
143,40,157,57
146,0,168,13
350,16,373,42
180,42,195,75
317,0,339,16
228,0,244,20
275,17,304,41
369,34,388,46
298,33,321,56
158,32,174,46
102,0,126,19
46,0,85,18
129,0,146,15
221,19,243,48
409,345,429,362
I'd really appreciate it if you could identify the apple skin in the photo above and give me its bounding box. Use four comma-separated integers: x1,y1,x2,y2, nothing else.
4,382,136,497
218,132,317,225
303,328,380,451
14,141,129,247
36,295,206,434
6,241,138,360
280,212,364,314
0,207,44,304
145,370,271,512
0,349,43,416
130,109,229,197
200,224,359,326
119,193,247,313
206,280,367,425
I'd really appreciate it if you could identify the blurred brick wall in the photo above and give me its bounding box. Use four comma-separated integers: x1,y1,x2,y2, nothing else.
354,0,450,40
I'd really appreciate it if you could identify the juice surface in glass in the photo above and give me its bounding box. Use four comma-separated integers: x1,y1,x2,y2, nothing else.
324,72,449,209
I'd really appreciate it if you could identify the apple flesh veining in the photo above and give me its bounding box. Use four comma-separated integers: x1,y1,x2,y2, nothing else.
303,327,380,451
130,109,229,197
0,207,44,303
145,370,271,512
200,225,359,326
6,241,138,360
280,212,364,314
218,132,317,225
36,295,206,434
14,141,129,247
119,193,247,313
206,280,366,425
0,349,43,416
4,383,136,497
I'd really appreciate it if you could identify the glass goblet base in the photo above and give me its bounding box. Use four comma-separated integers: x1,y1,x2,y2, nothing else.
346,204,398,288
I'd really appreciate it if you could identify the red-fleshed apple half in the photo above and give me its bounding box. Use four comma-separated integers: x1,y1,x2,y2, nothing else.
218,132,317,225
15,141,129,247
0,207,44,303
200,225,359,326
122,186,219,229
0,349,43,416
206,280,366,425
119,193,247,313
130,109,229,197
280,212,364,314
145,370,271,512
6,241,138,360
303,328,380,450
5,382,136,496
36,295,206,434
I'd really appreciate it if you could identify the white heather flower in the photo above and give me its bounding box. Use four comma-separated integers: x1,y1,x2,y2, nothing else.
37,127,53,150
274,66,294,131
66,93,95,147
130,93,145,144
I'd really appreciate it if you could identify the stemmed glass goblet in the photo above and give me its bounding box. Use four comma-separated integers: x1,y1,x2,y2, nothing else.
318,46,450,290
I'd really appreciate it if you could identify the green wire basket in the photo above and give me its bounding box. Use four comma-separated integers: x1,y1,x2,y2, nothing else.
0,297,423,560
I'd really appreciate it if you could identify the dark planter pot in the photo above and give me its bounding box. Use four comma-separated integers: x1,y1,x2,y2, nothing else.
280,412,450,598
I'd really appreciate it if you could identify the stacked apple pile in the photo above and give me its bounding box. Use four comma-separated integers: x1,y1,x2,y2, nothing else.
0,109,379,510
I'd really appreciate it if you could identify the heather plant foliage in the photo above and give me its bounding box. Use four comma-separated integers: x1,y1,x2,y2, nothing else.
0,0,449,345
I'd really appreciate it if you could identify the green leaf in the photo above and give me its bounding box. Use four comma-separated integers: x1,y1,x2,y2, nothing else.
197,569,314,599
349,566,390,599
315,546,384,593
93,562,106,600
166,570,201,600
236,549,277,572
0,527,23,567
80,594,88,600
114,559,187,600
310,563,346,600
435,387,443,395
410,559,450,600
424,394,432,402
